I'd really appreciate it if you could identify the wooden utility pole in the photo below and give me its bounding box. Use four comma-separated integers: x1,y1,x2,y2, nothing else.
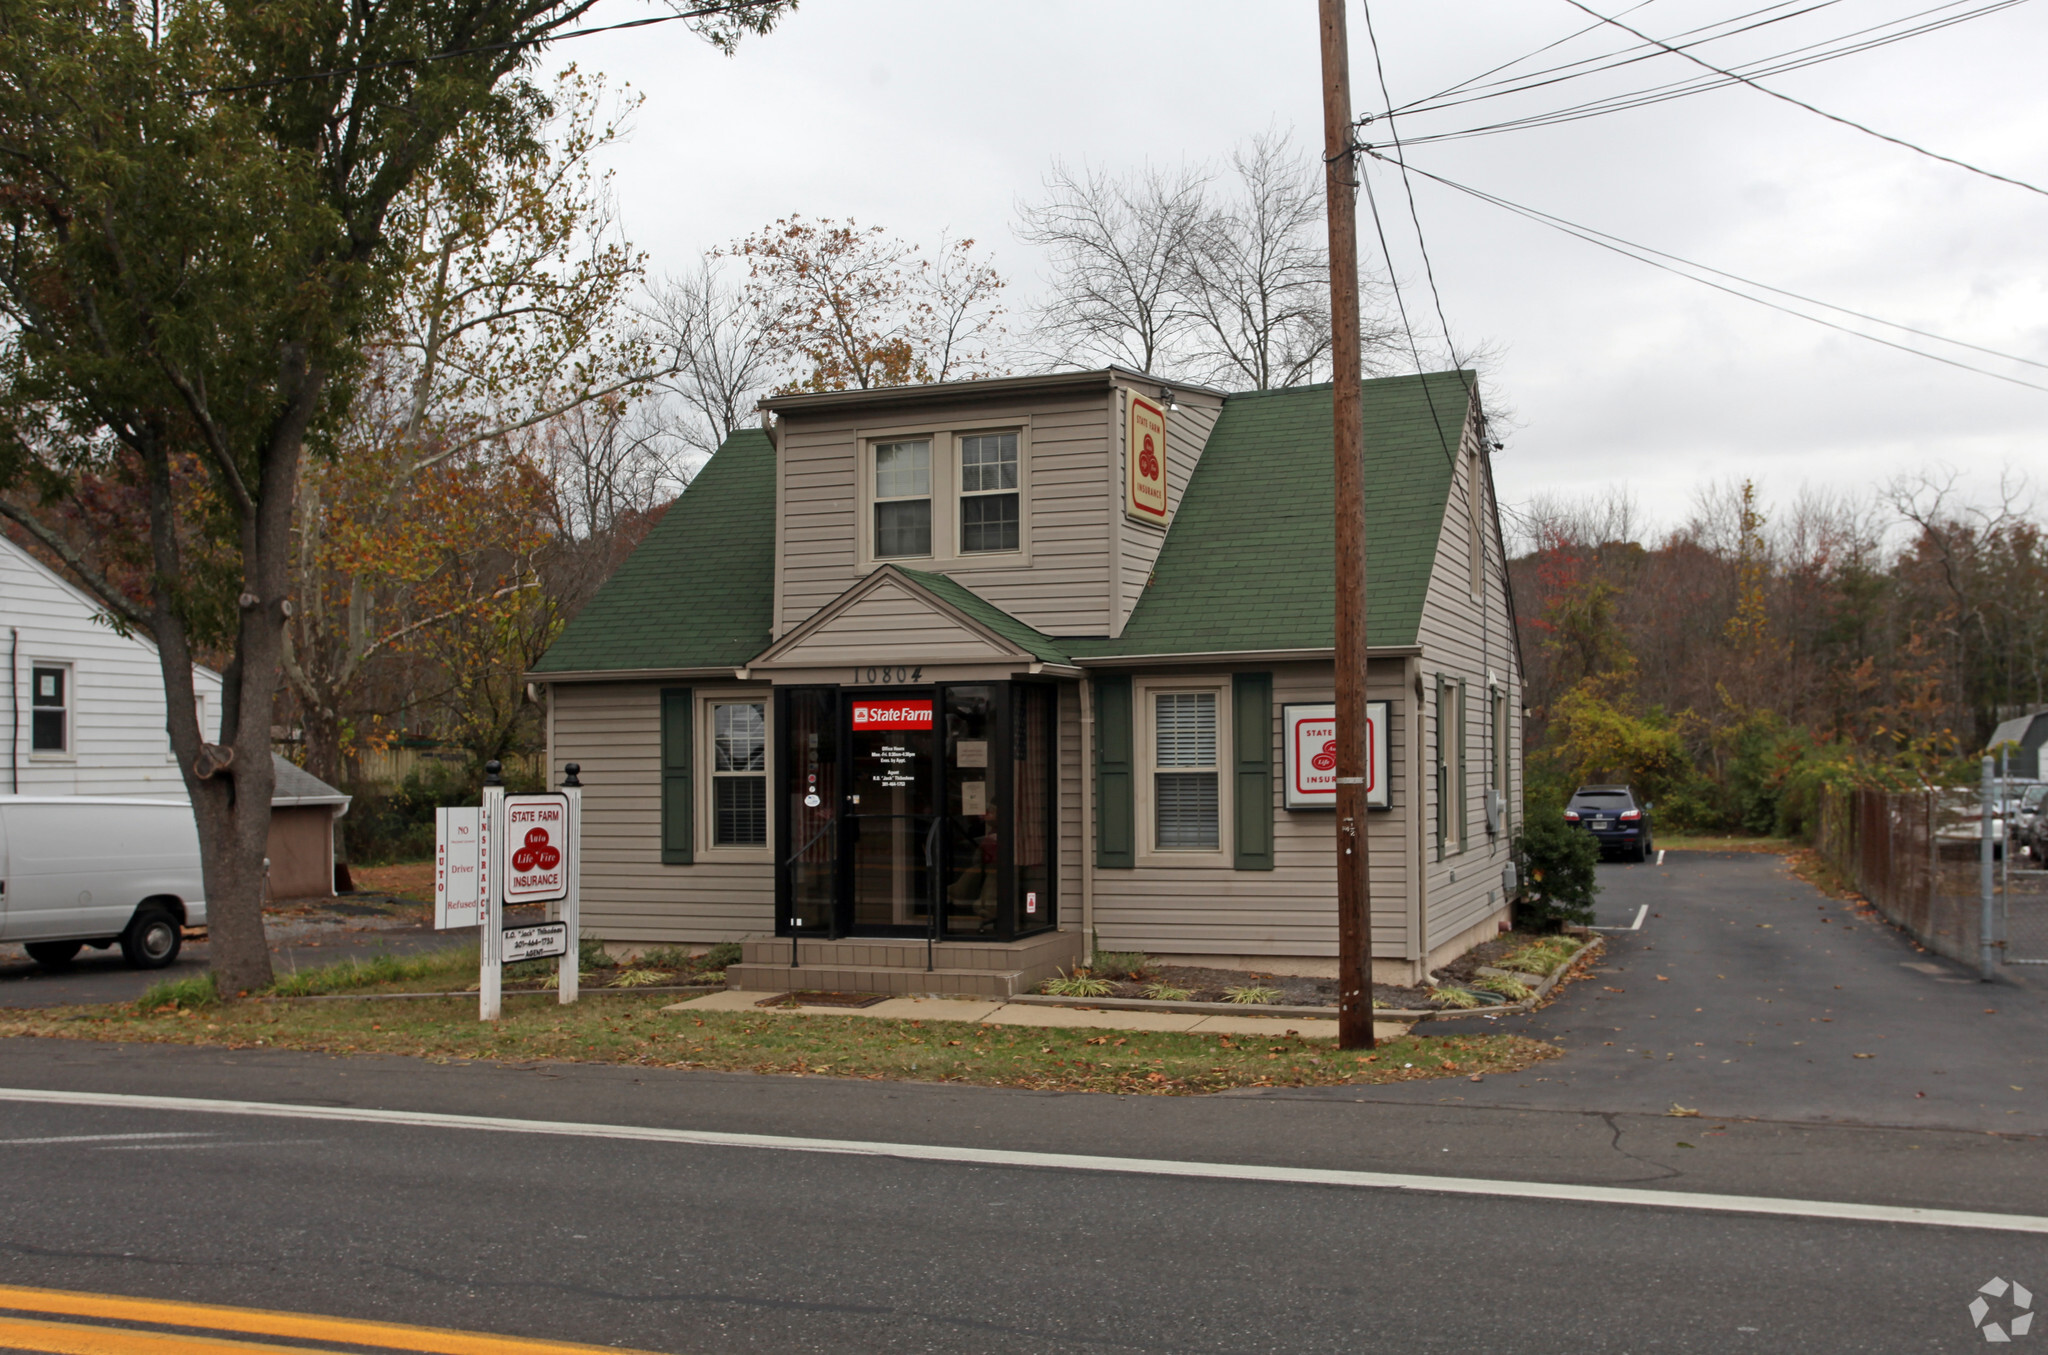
1321,0,1375,1049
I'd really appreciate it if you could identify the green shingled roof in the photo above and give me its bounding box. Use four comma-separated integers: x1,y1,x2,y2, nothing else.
529,429,775,674
1070,372,1471,657
893,567,1071,664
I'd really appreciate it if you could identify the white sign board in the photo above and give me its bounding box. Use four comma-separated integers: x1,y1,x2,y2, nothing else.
502,921,569,963
434,807,483,929
1283,701,1390,810
502,792,569,904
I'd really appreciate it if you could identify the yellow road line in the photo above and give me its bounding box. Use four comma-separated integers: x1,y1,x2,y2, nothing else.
0,1285,668,1355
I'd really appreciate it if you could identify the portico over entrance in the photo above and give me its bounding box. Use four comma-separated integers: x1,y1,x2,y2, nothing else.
742,566,1080,945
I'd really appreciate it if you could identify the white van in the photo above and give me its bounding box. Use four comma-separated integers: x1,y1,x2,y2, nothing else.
0,796,206,969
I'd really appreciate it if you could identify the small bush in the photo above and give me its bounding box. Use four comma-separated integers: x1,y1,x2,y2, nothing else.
701,941,744,971
1498,937,1581,977
1474,974,1534,1001
636,946,700,971
1222,984,1282,1005
1043,969,1114,998
609,968,675,988
1514,813,1600,930
578,936,616,970
139,972,218,1011
1092,950,1149,980
1141,983,1192,1001
1429,984,1483,1009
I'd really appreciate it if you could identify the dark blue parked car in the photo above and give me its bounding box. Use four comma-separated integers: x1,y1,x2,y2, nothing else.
1566,785,1654,861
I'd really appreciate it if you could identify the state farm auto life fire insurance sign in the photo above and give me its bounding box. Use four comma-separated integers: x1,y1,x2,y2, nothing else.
1126,391,1169,524
1283,702,1390,811
502,792,570,905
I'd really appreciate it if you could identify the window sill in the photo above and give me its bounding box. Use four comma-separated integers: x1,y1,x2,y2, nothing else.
1134,849,1233,870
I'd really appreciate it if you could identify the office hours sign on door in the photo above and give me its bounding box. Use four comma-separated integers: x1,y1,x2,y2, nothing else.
1283,702,1390,810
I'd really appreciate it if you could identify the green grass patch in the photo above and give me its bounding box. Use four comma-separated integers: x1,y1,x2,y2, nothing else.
1497,936,1584,977
267,944,479,997
1654,833,1797,854
137,971,218,1011
4,995,1557,1095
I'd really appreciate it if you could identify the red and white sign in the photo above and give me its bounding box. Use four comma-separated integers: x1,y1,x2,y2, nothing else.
502,792,570,903
851,699,933,730
1126,392,1169,523
434,806,482,929
1283,702,1390,810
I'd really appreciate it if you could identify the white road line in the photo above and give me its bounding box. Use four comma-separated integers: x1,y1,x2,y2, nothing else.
1657,848,1667,866
0,1086,2039,1235
0,1131,213,1146
1592,905,1649,933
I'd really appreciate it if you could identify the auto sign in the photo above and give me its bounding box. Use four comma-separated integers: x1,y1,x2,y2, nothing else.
502,792,570,904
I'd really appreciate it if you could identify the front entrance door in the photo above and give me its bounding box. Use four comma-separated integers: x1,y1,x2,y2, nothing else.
775,683,1057,941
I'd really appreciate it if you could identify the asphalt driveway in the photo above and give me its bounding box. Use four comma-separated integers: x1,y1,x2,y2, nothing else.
1354,849,2048,1134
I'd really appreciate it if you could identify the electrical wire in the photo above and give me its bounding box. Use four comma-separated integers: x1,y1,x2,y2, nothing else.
1375,152,2048,393
1559,0,2048,197
1382,0,2025,146
1358,0,1466,470
195,0,784,96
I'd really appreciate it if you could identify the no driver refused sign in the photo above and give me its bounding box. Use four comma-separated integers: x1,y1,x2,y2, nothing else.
502,792,569,904
851,699,932,730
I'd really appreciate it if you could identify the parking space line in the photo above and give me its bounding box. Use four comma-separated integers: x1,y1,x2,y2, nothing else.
0,1285,660,1355
1,1087,2044,1235
1593,904,1648,933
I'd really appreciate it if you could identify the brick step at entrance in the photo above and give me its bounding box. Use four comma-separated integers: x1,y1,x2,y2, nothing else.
730,931,1082,999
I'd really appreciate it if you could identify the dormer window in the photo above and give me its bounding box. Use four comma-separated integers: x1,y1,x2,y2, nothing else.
959,432,1019,554
873,439,932,558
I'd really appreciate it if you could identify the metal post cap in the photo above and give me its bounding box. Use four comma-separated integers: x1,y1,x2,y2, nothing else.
563,762,582,788
484,759,503,786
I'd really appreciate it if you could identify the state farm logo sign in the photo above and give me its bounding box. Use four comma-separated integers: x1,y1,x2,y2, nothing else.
1283,702,1391,810
1126,392,1169,523
502,792,569,904
851,699,933,730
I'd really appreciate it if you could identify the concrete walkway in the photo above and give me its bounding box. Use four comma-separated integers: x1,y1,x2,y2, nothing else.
665,988,1414,1041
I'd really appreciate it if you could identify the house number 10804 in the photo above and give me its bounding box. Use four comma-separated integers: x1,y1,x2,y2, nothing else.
855,666,923,685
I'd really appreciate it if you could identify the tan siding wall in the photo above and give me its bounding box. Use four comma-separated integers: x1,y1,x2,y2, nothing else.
1414,407,1522,955
550,682,774,943
770,583,1014,667
1111,385,1223,637
775,394,1118,638
1091,659,1415,959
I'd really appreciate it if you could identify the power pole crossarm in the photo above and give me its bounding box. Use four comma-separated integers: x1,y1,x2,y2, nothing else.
1321,0,1375,1050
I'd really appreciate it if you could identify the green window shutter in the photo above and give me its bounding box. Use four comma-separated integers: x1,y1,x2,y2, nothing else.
1232,672,1274,870
1094,676,1134,869
660,687,694,865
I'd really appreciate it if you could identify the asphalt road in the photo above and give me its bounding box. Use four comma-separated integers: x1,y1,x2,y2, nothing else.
0,852,2042,1353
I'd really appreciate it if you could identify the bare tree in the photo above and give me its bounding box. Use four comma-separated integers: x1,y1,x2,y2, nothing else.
1178,133,1335,390
643,259,775,458
1014,159,1209,375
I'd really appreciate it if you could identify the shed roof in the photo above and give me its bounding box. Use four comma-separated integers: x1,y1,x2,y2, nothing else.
271,754,350,809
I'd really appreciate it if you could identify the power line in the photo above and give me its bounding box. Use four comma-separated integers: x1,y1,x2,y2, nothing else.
1377,152,2048,393
196,0,784,96
1559,0,2048,198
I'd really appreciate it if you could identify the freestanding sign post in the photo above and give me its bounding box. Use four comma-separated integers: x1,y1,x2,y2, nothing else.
479,765,505,1021
438,761,582,1020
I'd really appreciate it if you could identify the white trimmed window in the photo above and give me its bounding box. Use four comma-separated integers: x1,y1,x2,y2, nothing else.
30,663,70,754
710,701,767,847
959,432,1019,554
872,440,932,559
1152,690,1219,851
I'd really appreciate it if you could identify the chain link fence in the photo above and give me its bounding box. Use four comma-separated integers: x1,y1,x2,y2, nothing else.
1813,785,2048,967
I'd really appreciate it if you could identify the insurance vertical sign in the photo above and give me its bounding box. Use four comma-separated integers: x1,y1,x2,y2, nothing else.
1283,702,1390,810
502,792,570,905
1126,391,1169,524
434,806,483,929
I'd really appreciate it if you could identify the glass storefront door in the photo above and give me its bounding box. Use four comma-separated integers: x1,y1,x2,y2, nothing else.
775,682,1058,941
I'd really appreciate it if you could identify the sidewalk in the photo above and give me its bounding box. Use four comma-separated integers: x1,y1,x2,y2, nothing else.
665,989,1415,1041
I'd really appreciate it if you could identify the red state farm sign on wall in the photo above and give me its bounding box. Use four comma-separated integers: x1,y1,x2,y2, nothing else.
1126,391,1169,524
851,699,933,730
1283,702,1390,810
502,792,569,904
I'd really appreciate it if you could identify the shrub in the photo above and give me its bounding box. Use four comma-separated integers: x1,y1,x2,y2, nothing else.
1429,984,1482,1009
609,968,675,988
578,936,616,970
1222,984,1282,1005
1141,983,1192,1001
1514,813,1600,929
1474,973,1534,1000
1092,950,1148,980
1498,936,1581,977
636,946,700,971
1042,969,1114,997
139,971,218,1011
701,941,744,971
341,759,475,865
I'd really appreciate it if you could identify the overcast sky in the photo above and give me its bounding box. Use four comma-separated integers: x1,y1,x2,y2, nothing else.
544,0,2047,536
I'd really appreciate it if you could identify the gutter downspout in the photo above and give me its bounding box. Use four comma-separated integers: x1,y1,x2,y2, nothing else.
8,627,18,793
1080,677,1096,966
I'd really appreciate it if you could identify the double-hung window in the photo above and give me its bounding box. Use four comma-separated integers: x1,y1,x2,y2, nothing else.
30,664,69,754
1153,691,1219,850
959,432,1019,554
872,440,932,558
710,701,767,847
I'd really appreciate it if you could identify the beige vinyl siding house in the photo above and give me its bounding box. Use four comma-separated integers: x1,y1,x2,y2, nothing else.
533,367,1523,994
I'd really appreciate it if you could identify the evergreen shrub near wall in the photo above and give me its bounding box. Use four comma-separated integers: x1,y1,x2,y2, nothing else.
1513,813,1600,930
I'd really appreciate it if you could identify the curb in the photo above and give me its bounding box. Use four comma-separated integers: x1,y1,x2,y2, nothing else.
1403,935,1604,1022
277,983,727,1003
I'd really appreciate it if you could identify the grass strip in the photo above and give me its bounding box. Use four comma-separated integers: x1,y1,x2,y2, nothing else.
3,996,1559,1096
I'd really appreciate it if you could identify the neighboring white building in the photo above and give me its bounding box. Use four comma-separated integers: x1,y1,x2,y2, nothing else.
2,534,222,797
